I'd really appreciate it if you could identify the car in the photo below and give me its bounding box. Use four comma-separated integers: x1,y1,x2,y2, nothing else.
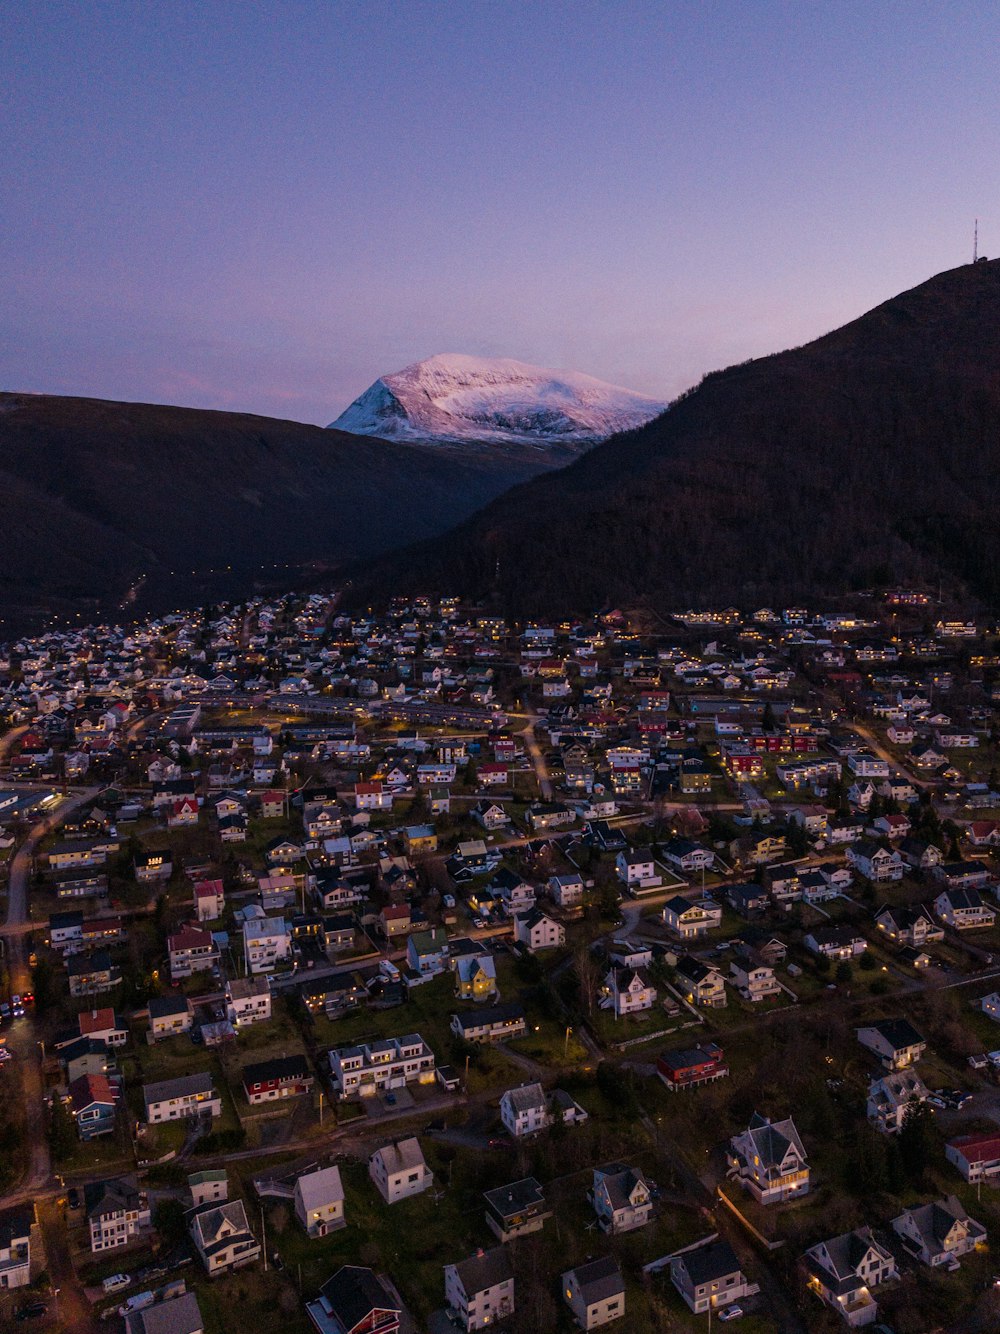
102,1273,131,1294
927,1096,947,1110
968,1054,988,1069
15,1304,48,1321
0,1048,13,1063
953,1093,973,1109
718,1307,743,1322
68,1187,80,1209
384,1092,396,1106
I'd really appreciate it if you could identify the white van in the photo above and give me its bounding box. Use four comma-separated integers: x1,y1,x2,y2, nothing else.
102,1273,130,1294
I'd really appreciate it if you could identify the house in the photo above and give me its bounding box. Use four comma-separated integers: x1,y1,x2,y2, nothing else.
873,903,943,948
403,824,438,856
656,1042,729,1091
548,872,584,908
514,908,565,951
561,1255,625,1330
847,841,903,883
188,1198,260,1276
934,888,996,930
406,931,448,977
168,924,218,980
148,995,194,1042
0,1205,33,1290
143,1073,221,1124
872,814,911,841
891,1196,986,1267
135,848,172,882
980,992,1000,1022
294,1166,346,1238
484,1177,550,1243
867,1070,930,1134
729,948,782,1002
328,1034,436,1099
225,976,272,1028
500,1082,550,1137
49,909,84,954
767,863,802,903
68,950,121,997
242,1055,314,1105
194,879,225,922
68,1073,118,1139
471,800,510,831
615,847,661,891
857,1019,926,1071
168,795,200,828
78,1006,128,1048
802,1228,897,1326
662,895,722,939
369,1138,434,1204
726,882,769,917
188,1170,229,1207
444,1246,514,1331
489,866,536,916
803,926,867,961
661,837,714,875
670,1237,756,1316
85,1175,150,1252
453,953,499,1003
945,1132,1000,1184
306,1266,401,1334
379,904,413,940
451,1004,527,1044
589,1162,652,1234
675,954,727,1007
900,837,943,873
727,1113,810,1203
243,914,292,973
601,966,657,1018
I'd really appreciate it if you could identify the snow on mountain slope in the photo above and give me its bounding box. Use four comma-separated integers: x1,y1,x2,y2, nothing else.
328,354,668,448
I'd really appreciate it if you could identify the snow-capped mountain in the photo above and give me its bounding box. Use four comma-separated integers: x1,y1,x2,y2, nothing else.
328,353,668,449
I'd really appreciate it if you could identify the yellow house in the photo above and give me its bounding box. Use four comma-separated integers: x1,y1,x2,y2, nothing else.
403,824,438,855
455,955,498,1001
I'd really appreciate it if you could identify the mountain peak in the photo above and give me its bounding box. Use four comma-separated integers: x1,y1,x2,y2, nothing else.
328,353,668,449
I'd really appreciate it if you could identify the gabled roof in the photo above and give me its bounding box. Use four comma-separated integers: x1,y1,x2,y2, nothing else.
318,1266,400,1333
564,1254,623,1303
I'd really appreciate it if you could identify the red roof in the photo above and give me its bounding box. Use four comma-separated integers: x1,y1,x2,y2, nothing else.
79,1007,117,1035
381,905,410,921
169,923,213,951
262,790,285,804
69,1073,115,1111
195,878,224,897
355,781,383,795
949,1132,1000,1163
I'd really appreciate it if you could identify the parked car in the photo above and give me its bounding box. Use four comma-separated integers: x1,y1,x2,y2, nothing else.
15,1304,47,1321
102,1274,130,1294
719,1307,743,1323
67,1187,80,1210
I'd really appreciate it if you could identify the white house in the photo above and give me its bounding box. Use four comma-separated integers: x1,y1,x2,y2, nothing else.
368,1138,434,1204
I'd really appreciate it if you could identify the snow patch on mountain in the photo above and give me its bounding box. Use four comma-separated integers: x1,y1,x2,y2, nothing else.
329,353,668,447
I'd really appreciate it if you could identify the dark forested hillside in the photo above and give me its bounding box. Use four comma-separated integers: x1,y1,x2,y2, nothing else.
0,393,556,631
349,260,1000,614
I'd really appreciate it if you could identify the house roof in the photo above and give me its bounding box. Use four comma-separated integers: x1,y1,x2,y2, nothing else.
0,1204,33,1248
564,1254,624,1303
450,1246,514,1295
125,1291,204,1334
371,1137,426,1176
143,1071,215,1107
295,1165,344,1213
79,1007,120,1036
859,1018,925,1051
319,1265,400,1332
503,1081,546,1113
484,1177,545,1220
679,1238,741,1286
948,1132,1000,1163
242,1054,311,1087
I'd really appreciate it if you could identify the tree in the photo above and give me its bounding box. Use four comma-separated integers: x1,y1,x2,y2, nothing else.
859,952,878,971
761,701,777,733
835,961,853,985
898,1098,938,1185
153,1197,187,1246
48,1097,76,1161
574,945,601,1017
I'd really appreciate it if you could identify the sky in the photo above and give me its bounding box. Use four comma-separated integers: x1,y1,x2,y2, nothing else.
3,1,1000,425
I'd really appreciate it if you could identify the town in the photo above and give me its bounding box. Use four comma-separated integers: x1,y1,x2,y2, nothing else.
1,590,1000,1334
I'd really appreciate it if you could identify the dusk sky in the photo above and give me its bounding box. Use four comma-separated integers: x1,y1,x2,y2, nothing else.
3,2,999,425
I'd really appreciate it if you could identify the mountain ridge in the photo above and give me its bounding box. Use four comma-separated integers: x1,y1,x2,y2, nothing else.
329,353,668,455
346,261,1000,615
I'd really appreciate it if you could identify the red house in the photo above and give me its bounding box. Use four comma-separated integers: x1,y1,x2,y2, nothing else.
242,1055,315,1105
656,1042,729,1091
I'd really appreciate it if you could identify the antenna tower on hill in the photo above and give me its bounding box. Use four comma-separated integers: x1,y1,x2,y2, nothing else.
973,218,978,263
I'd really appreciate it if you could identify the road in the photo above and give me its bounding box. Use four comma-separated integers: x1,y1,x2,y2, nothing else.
520,712,553,801
850,720,925,789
